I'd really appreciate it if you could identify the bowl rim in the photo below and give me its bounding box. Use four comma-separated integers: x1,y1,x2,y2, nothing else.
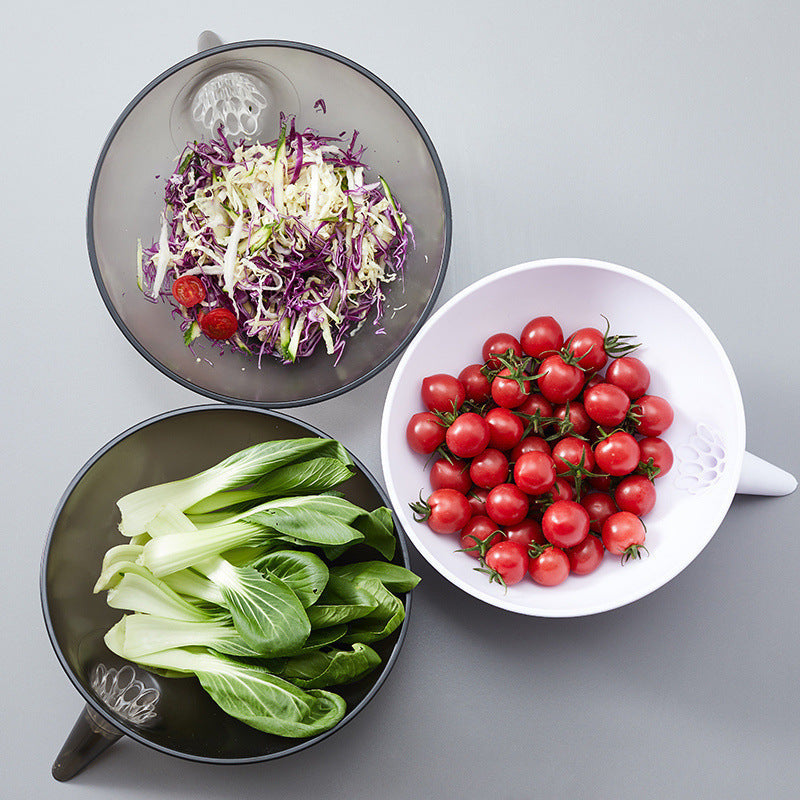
380,257,747,617
40,404,414,764
86,38,452,407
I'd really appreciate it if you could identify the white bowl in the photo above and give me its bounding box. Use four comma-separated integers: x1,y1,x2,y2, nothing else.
380,258,795,617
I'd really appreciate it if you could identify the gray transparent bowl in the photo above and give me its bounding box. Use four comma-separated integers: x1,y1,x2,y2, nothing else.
41,405,413,780
88,37,451,407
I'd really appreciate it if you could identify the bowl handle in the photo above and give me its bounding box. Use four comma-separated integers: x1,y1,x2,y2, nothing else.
51,704,123,782
737,451,797,496
197,29,223,52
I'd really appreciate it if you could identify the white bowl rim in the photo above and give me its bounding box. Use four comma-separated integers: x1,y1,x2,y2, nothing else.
380,257,747,617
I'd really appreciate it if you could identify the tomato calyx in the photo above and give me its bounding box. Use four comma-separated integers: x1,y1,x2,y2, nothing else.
620,543,649,565
526,541,554,559
635,458,661,481
600,314,641,358
553,450,606,502
482,349,540,385
409,491,433,522
473,561,509,590
458,530,504,559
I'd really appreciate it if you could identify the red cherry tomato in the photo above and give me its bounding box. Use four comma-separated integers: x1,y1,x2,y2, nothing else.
482,333,522,369
485,483,529,526
638,437,674,478
505,518,546,547
542,499,590,548
513,451,557,495
520,315,564,358
516,392,554,420
594,431,641,476
551,437,595,477
633,395,674,437
484,407,525,451
458,364,491,403
430,458,472,493
491,368,530,409
469,449,509,489
601,511,647,559
459,516,504,558
583,383,631,427
171,274,206,307
467,488,489,516
528,546,570,586
584,373,605,391
614,475,656,516
565,327,607,372
588,474,614,493
551,477,574,502
581,491,618,533
553,401,592,436
418,489,472,534
510,435,551,461
199,307,238,340
485,540,530,586
566,535,605,575
406,412,445,454
606,356,650,399
421,373,466,414
538,354,585,403
446,413,491,458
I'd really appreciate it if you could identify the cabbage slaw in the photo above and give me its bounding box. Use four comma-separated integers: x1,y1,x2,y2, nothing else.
139,119,412,363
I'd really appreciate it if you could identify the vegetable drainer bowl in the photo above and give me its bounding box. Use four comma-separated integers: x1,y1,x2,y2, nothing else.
88,33,450,406
41,406,413,780
381,258,796,617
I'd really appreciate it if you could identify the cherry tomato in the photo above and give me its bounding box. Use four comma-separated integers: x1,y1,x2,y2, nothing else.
485,540,530,586
458,364,492,403
459,516,504,558
516,392,554,420
583,383,631,427
601,511,646,560
430,458,472,493
406,412,445,454
484,407,525,451
418,489,472,534
565,327,607,372
551,437,595,477
551,478,574,502
520,316,564,358
528,546,570,586
513,451,557,495
510,435,551,461
199,307,238,340
614,475,656,516
446,413,491,458
467,488,489,516
470,448,509,489
633,395,674,437
542,499,590,548
485,483,529,526
606,356,650,399
588,474,614,492
584,373,605,391
171,274,206,307
482,333,522,369
538,354,585,403
581,491,618,533
505,518,546,547
566,535,605,576
553,401,591,436
491,368,530,409
637,437,674,478
594,431,640,476
421,373,466,414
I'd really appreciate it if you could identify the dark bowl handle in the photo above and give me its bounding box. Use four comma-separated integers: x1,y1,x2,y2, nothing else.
52,704,123,781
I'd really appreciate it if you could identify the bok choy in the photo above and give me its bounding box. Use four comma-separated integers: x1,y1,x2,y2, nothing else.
96,437,419,738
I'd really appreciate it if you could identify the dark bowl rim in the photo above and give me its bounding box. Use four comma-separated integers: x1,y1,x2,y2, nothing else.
40,403,414,765
86,38,452,408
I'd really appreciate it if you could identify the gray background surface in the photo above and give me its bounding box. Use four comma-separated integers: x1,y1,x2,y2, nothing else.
3,1,799,797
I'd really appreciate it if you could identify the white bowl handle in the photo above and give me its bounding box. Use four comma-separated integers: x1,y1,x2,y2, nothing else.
737,451,797,496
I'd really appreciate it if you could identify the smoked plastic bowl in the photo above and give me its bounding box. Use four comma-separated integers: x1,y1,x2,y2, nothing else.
380,258,796,617
88,36,451,407
41,406,413,780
